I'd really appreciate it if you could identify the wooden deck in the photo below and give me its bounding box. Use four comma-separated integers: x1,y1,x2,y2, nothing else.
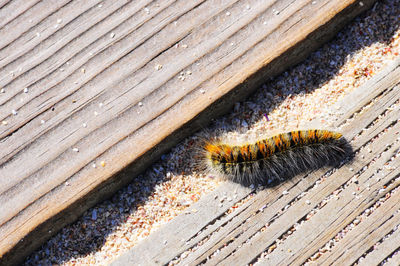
113,58,400,265
0,0,378,264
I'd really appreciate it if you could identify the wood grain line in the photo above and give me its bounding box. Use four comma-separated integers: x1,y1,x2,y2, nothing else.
0,0,40,31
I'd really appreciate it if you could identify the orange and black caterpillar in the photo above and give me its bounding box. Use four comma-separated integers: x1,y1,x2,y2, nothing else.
204,129,353,186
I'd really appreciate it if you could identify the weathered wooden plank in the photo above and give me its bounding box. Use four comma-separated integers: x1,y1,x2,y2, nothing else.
327,207,400,265
0,0,40,31
112,58,399,265
260,141,400,265
190,72,400,266
216,117,400,265
179,181,298,265
0,0,378,264
384,251,400,266
0,1,11,10
332,57,400,126
112,182,253,266
182,62,400,266
318,193,400,265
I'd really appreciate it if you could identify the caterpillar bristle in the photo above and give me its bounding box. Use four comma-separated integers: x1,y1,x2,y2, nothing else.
203,129,353,186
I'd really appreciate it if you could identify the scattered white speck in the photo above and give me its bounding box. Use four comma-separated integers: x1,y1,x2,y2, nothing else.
349,167,354,171
11,109,18,115
81,68,86,73
305,200,311,205
94,111,99,116
72,147,79,152
163,240,168,245
92,163,97,168
138,102,143,107
230,42,234,46
186,70,192,75
98,3,103,8
246,4,250,10
54,24,59,29
155,64,163,70
312,1,317,4
98,102,104,108
274,10,280,15
28,19,33,23
0,88,5,93
82,123,87,128
226,11,231,16
359,2,364,7
59,68,64,72
110,32,115,38
282,190,289,195
41,120,45,124
263,21,267,25
57,18,62,24
2,121,8,125
24,87,29,93
65,181,70,186
144,7,150,14
36,32,40,37
200,89,206,94
182,44,188,48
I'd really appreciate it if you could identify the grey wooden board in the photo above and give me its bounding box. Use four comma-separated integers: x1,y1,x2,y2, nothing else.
332,57,400,126
259,138,400,265
0,0,378,264
112,57,400,265
361,228,400,266
317,191,400,265
213,108,400,265
384,251,400,266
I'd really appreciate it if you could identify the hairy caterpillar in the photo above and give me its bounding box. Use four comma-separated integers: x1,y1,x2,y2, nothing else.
203,129,353,186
